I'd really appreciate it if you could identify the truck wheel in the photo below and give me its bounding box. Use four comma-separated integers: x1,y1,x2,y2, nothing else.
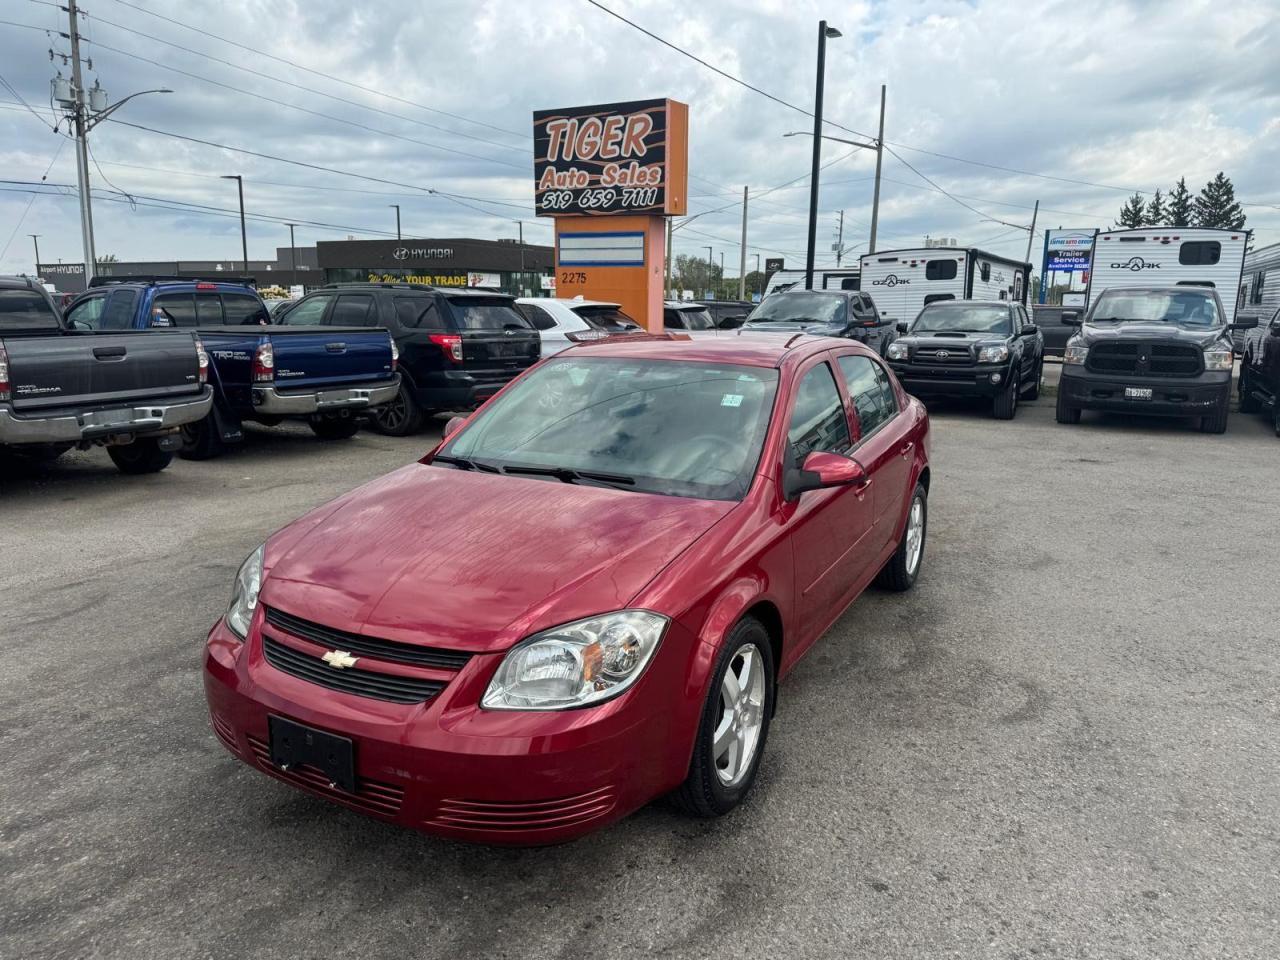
369,381,425,437
1199,401,1229,435
1055,388,1081,424
993,374,1018,420
1273,404,1280,439
309,415,361,440
1022,360,1043,400
179,414,224,460
1238,365,1259,414
875,482,927,591
107,438,173,475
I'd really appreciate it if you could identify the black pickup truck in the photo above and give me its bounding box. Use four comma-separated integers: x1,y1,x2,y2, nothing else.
1056,286,1254,434
0,276,212,473
885,299,1044,419
1237,304,1280,436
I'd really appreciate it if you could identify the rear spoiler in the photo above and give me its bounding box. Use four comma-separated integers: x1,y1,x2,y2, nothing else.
89,274,257,288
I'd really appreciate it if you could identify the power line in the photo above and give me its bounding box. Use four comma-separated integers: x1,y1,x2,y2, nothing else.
884,145,1027,231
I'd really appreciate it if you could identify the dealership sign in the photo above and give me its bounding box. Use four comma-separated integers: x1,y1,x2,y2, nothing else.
533,99,688,217
1044,228,1096,272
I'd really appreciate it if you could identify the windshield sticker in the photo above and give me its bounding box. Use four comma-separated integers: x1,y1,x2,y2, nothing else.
721,394,744,408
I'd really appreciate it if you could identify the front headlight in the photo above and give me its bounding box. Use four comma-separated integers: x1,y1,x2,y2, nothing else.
482,610,668,710
978,344,1009,364
1064,343,1089,365
226,544,264,639
1203,347,1233,371
886,341,909,360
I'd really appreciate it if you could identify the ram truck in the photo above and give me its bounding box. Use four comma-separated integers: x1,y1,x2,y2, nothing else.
65,277,399,458
0,275,212,473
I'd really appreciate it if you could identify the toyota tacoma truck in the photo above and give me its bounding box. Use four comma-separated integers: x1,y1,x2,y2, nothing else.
884,299,1043,419
65,277,400,458
1056,286,1254,434
0,275,212,473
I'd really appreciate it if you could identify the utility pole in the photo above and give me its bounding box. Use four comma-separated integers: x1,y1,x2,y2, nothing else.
869,84,886,254
285,223,297,279
1024,199,1039,266
517,220,525,295
29,235,41,276
67,0,95,283
705,245,714,299
738,186,748,300
805,21,841,290
221,175,248,272
754,254,761,298
390,204,401,240
835,210,844,267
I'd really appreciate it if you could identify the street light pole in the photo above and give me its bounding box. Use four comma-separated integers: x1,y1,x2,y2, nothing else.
221,175,247,272
705,245,714,298
754,254,761,297
738,186,749,301
805,21,841,290
285,223,297,279
390,204,401,240
29,235,41,277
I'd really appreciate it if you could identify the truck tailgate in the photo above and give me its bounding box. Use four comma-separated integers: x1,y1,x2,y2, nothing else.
264,326,394,388
4,331,201,411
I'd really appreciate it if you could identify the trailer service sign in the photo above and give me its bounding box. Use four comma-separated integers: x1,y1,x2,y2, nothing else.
534,99,688,217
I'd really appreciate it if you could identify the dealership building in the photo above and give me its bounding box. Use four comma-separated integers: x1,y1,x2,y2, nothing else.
38,237,554,296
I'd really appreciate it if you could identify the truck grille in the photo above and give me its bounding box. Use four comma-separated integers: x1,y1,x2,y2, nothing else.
1087,341,1203,377
912,345,973,364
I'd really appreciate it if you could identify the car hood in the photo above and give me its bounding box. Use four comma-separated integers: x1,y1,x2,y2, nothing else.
897,331,1005,348
260,463,733,653
1075,321,1227,347
743,319,844,336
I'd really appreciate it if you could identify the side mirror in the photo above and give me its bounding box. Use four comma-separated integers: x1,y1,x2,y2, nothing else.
1019,323,1039,337
1228,317,1258,331
1270,319,1280,336
895,321,909,334
1061,310,1081,325
785,451,868,499
443,416,467,438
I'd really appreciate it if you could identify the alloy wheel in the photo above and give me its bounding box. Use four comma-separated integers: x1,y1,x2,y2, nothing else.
713,643,767,787
905,495,925,574
377,393,408,431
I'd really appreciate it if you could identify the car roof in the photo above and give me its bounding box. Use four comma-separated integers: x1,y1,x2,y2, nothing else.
922,299,1013,307
0,275,42,291
664,300,707,308
1095,285,1218,296
516,297,621,309
558,332,840,368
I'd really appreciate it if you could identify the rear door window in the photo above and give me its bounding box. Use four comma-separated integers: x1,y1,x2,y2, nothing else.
281,295,332,326
517,303,558,330
99,290,138,330
153,293,197,327
574,305,641,332
838,354,896,441
446,297,532,331
664,308,686,329
66,294,107,330
329,294,376,326
223,293,269,325
393,297,444,330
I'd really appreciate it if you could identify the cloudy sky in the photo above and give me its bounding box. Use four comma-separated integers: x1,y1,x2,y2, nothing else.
1,0,1278,280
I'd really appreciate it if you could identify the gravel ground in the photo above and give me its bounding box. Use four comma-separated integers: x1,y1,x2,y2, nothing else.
2,390,1277,960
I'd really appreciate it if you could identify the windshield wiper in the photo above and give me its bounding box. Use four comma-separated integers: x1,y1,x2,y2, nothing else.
431,454,501,473
501,463,636,489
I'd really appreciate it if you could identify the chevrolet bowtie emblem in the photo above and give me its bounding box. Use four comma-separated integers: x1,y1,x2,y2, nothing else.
322,650,358,670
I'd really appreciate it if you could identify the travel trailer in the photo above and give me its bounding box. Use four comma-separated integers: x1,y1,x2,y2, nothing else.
762,268,860,297
858,247,1030,325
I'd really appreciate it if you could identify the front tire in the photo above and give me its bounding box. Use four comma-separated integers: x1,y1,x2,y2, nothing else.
107,437,173,475
672,618,774,819
1056,388,1081,424
993,373,1018,419
179,413,224,460
1238,365,1259,414
309,415,361,440
1199,400,1229,434
369,380,425,437
876,482,927,591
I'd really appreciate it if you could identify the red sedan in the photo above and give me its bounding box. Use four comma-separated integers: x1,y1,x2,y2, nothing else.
204,335,931,844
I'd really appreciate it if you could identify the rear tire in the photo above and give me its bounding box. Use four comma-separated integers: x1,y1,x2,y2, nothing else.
993,374,1018,420
1199,400,1229,434
309,416,361,441
876,483,927,591
672,617,774,819
1022,359,1043,400
178,413,224,460
1273,403,1280,439
1238,364,1259,414
107,437,173,475
369,380,425,437
1056,388,1081,424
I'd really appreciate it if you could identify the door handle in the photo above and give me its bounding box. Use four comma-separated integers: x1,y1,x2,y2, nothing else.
899,441,914,458
325,342,347,353
93,345,126,359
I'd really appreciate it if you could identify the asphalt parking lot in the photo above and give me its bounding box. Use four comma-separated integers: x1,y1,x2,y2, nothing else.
3,389,1278,960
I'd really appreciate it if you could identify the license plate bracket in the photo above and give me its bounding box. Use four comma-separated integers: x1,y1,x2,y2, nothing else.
268,715,356,793
1124,387,1154,400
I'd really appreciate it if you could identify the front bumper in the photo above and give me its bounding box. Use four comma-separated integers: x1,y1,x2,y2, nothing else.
202,612,692,846
1059,366,1230,417
888,361,1011,398
0,387,213,445
252,375,399,415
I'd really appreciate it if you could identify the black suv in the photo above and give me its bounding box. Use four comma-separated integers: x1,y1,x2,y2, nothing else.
700,299,755,329
1056,286,1255,434
742,289,896,356
280,283,539,435
885,300,1044,419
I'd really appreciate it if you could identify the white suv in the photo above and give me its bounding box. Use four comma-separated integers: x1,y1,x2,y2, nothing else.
515,298,644,356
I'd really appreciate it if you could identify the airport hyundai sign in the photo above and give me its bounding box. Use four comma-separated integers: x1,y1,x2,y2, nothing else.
533,98,688,218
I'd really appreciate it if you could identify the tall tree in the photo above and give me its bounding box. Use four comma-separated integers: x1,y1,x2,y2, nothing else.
1115,192,1146,229
1167,177,1193,227
1144,189,1168,226
1192,171,1246,229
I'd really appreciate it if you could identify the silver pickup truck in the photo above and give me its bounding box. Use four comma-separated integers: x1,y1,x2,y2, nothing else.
1,276,212,474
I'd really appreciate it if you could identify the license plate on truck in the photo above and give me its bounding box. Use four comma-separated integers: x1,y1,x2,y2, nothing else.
268,716,356,792
1124,387,1153,400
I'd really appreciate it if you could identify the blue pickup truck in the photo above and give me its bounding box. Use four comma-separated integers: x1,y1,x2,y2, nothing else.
64,277,399,458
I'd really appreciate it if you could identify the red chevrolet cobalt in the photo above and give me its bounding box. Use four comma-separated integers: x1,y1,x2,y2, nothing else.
204,335,931,844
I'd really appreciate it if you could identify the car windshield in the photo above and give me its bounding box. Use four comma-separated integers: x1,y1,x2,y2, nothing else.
747,292,844,324
448,297,533,331
0,289,61,331
574,305,642,332
439,356,779,501
1090,290,1222,327
912,303,1011,334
